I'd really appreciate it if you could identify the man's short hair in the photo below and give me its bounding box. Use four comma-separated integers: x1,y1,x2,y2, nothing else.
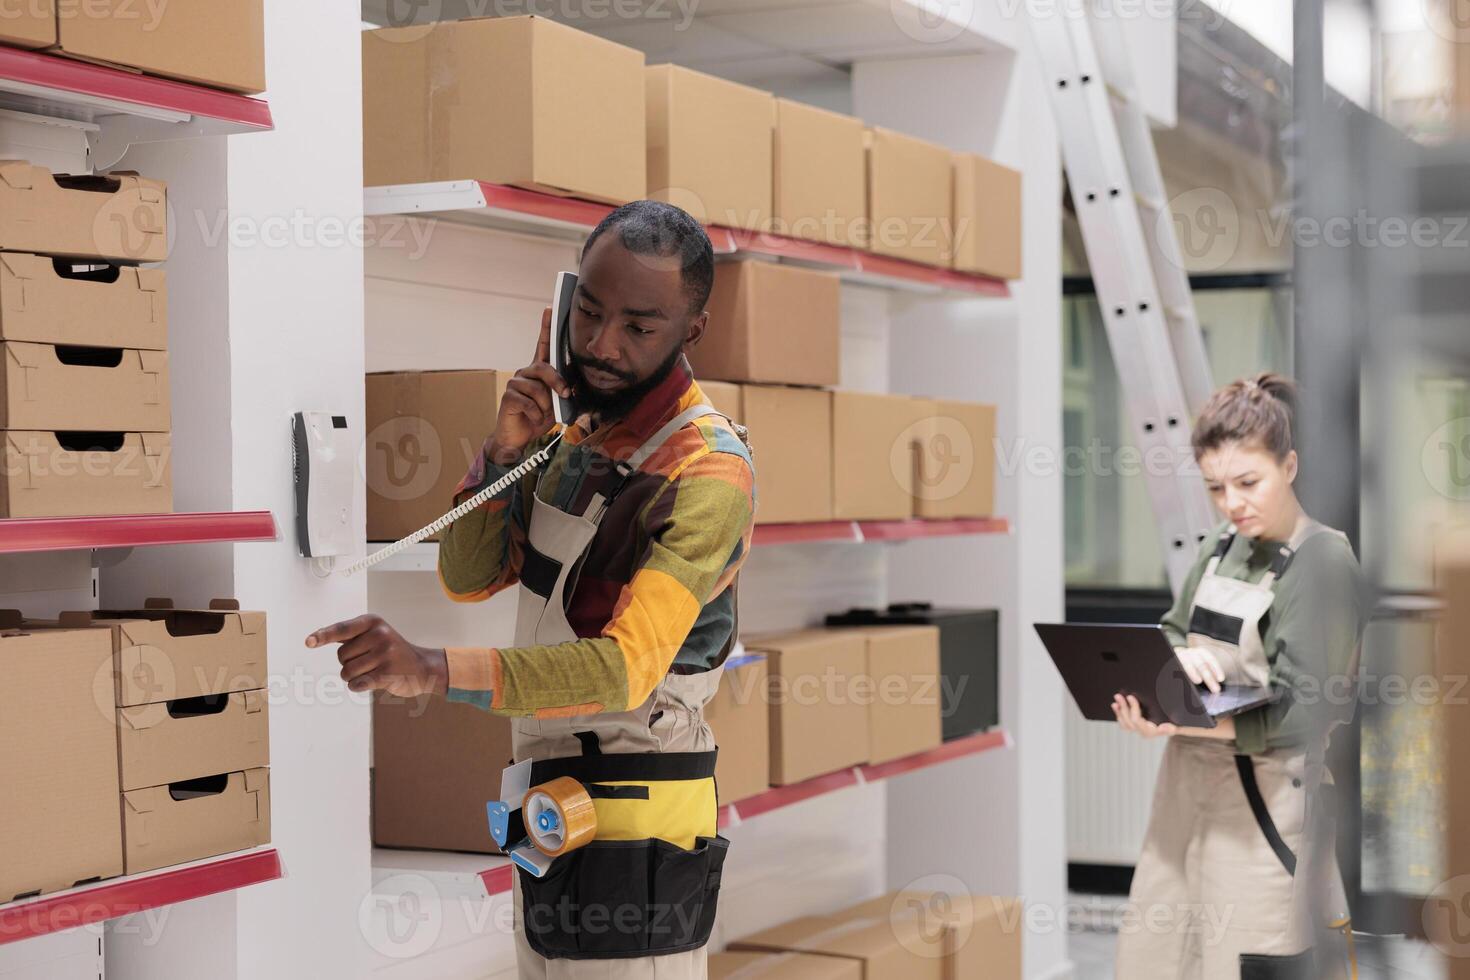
582,200,714,315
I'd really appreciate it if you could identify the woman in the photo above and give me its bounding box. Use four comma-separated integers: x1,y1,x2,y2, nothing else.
1112,373,1364,980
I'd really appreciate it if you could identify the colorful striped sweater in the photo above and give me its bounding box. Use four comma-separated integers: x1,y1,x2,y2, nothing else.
436,359,756,717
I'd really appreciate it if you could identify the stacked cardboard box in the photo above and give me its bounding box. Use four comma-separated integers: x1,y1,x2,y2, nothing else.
364,16,646,205
0,162,173,518
0,618,122,902
0,1,265,93
730,890,1022,979
365,369,514,542
48,600,271,875
372,693,515,854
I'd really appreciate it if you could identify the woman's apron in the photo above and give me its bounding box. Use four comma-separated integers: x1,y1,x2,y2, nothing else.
1115,520,1356,980
510,404,732,979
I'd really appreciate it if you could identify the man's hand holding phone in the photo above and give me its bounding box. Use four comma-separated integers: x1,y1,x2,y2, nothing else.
486,307,573,466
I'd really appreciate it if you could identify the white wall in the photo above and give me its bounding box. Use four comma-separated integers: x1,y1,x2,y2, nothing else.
106,0,373,976
854,47,1069,980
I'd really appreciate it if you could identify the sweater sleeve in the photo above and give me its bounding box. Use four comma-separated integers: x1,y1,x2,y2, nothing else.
436,430,557,603
1232,534,1365,755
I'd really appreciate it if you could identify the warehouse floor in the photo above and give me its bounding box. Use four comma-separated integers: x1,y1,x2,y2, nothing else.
1067,893,1446,979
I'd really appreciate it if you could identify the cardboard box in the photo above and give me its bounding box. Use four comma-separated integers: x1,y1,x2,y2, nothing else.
373,692,515,853
704,652,769,805
831,391,931,521
709,951,861,980
0,164,167,262
122,767,270,875
1,430,171,518
730,911,944,980
0,341,169,432
842,891,1023,979
116,690,270,792
56,0,265,94
0,623,121,903
366,369,513,542
865,127,953,267
0,254,167,349
364,16,645,205
741,385,832,524
698,380,742,421
952,153,1022,280
773,99,866,248
914,400,996,519
50,600,267,707
693,261,839,387
846,625,942,765
0,0,54,48
742,630,868,785
646,64,772,230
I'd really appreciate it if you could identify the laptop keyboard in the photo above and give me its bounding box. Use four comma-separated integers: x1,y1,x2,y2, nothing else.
1199,685,1272,716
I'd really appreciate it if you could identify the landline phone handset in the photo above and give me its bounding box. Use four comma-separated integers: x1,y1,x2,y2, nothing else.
338,272,579,577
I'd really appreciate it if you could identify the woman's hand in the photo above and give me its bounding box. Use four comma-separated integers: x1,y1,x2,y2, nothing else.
1174,645,1226,693
1112,693,1178,739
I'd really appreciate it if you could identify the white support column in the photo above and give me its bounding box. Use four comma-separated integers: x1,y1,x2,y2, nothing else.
854,47,1069,979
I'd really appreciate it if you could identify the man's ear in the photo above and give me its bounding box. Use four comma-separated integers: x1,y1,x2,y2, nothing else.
684,310,709,350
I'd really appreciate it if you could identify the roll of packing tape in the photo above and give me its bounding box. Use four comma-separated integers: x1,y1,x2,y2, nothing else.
523,776,597,857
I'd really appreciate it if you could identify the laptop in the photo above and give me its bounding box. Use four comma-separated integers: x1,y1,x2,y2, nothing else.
1033,623,1279,729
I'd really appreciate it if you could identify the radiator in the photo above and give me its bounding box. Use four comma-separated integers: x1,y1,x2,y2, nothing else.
1065,710,1167,865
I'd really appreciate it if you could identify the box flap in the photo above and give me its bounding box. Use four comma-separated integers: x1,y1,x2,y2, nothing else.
123,786,160,816
133,267,166,294
118,702,168,732
235,611,265,636
209,598,241,611
0,252,45,281
137,349,167,373
5,340,46,368
243,690,265,714
0,161,35,190
57,610,96,628
140,432,169,456
144,598,175,609
244,767,268,793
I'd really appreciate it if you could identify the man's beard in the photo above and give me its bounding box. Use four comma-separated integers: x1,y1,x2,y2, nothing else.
565,343,684,422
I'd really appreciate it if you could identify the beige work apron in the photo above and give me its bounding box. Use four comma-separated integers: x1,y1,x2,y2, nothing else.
510,404,730,980
1115,520,1355,980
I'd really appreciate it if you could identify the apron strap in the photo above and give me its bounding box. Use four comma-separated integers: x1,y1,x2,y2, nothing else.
620,403,728,474
1234,754,1298,876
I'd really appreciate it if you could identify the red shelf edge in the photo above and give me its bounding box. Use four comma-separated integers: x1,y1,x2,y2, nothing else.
857,729,1009,782
479,863,513,897
0,46,273,129
482,732,1009,896
0,511,279,555
0,849,282,945
754,517,1009,546
390,183,1007,296
856,517,1011,541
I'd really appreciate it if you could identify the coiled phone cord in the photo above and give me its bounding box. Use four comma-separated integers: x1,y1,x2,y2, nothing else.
337,431,565,578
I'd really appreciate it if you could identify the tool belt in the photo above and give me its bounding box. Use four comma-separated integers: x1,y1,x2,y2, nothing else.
516,744,729,960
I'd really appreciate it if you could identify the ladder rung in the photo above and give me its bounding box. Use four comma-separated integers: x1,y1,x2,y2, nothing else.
1134,192,1165,212
1165,305,1193,322
1106,82,1135,106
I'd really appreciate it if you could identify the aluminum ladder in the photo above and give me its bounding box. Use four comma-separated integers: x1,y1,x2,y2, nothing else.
1028,0,1218,592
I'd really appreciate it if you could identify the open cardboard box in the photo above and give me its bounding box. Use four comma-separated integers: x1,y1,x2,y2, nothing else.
1,430,172,519
41,599,267,708
117,690,270,793
122,767,271,875
0,619,122,903
1,341,170,432
0,253,167,350
0,163,167,263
